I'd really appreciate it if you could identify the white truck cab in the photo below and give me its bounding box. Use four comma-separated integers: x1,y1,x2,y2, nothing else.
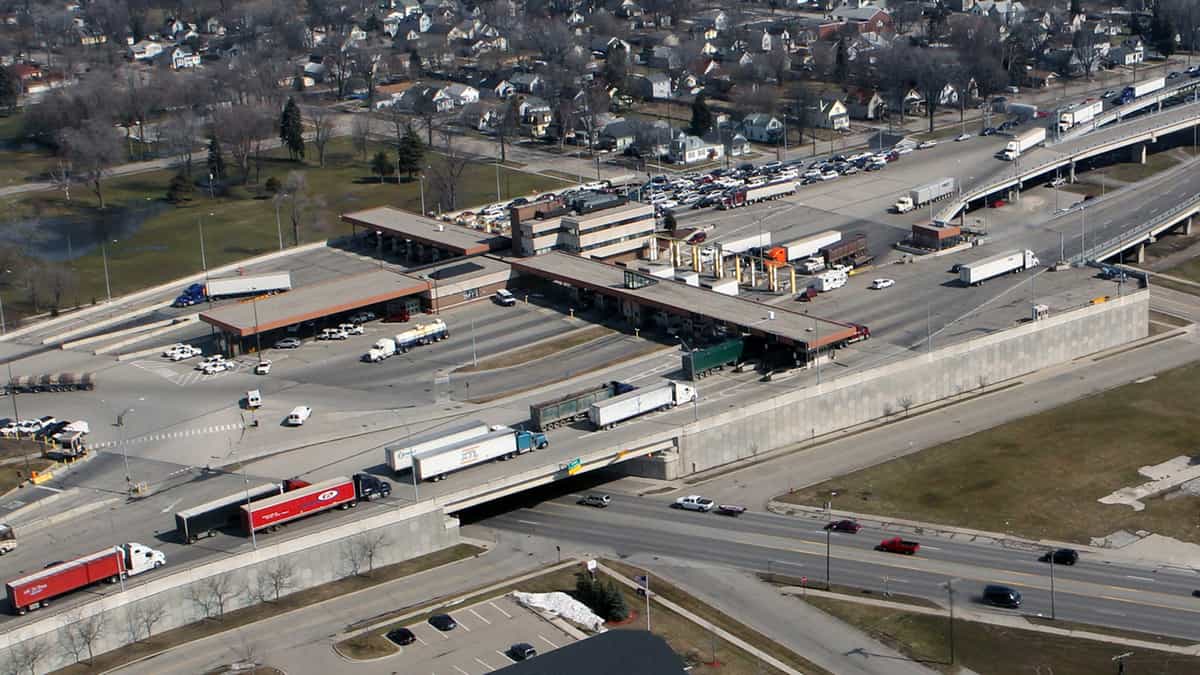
124,542,166,575
286,406,312,426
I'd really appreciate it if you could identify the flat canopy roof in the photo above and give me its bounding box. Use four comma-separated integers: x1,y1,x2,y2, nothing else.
200,270,428,336
511,252,857,349
342,207,498,256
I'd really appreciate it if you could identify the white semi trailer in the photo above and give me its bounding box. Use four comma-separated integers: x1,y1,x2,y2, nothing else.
959,249,1040,286
384,420,493,473
588,380,697,430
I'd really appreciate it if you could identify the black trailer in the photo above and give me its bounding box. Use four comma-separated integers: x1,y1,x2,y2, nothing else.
175,483,284,543
529,381,634,431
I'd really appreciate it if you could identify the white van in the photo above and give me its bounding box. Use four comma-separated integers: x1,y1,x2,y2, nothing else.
285,406,312,426
246,390,262,409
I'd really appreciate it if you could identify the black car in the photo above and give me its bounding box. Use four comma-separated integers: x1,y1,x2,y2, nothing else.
386,628,416,646
1168,71,1181,79
982,584,1022,608
509,642,537,661
1038,548,1079,565
428,613,457,631
824,519,862,533
981,127,997,136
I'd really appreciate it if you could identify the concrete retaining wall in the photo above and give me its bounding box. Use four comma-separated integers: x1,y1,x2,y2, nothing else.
0,500,458,673
675,291,1148,473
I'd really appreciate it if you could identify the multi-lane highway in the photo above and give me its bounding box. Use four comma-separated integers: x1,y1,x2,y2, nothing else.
484,493,1200,641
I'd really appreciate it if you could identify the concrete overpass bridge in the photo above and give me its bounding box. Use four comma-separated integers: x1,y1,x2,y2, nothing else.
1057,76,1200,142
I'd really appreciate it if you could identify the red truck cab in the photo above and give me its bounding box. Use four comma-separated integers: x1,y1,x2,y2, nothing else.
876,537,920,555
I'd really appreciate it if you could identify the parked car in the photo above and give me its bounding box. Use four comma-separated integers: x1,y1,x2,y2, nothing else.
955,133,973,142
494,289,517,306
673,495,715,512
981,127,997,136
285,405,312,426
348,311,377,324
982,584,1022,608
201,360,230,375
274,337,302,349
578,494,612,508
1005,85,1020,94
1049,177,1066,188
989,199,1006,208
196,355,224,371
169,345,201,361
254,360,272,375
870,278,895,290
428,614,458,631
386,628,416,646
338,323,364,336
1038,548,1078,565
819,171,839,181
824,519,862,533
917,140,937,149
509,643,537,661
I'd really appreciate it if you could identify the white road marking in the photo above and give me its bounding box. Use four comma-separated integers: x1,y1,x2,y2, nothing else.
920,545,942,551
457,618,471,632
473,657,492,669
160,498,182,514
35,485,62,493
452,666,470,675
469,608,490,624
537,634,559,649
415,634,428,645
1125,575,1155,582
495,650,515,662
488,601,512,619
515,519,541,526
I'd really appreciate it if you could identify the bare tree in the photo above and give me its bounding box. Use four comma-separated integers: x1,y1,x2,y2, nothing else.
426,129,471,213
355,532,388,576
187,582,218,620
259,558,297,601
202,574,237,619
216,105,274,184
9,638,49,675
1071,29,1101,81
230,633,259,668
882,402,894,418
341,536,366,577
58,119,124,209
163,112,201,178
134,599,167,640
65,612,106,664
281,171,317,246
351,114,373,160
496,98,520,163
311,107,337,168
897,396,914,417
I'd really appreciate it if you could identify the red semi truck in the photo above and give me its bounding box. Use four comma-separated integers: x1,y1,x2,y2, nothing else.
6,543,166,615
239,475,390,535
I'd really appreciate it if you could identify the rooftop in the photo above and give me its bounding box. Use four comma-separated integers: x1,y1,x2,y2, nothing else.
494,630,686,675
511,252,858,348
342,207,502,256
199,269,428,336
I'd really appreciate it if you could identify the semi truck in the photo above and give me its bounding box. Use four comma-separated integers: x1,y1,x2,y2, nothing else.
239,474,391,535
820,234,872,269
2,372,96,395
764,231,841,263
1000,127,1046,160
0,524,16,556
396,320,448,352
893,178,956,213
682,339,744,380
529,381,634,430
958,249,1040,286
412,428,549,482
384,420,492,473
718,232,772,255
1117,77,1165,105
174,480,312,543
362,338,397,362
1057,100,1103,132
6,543,166,615
173,272,293,306
718,181,795,209
588,380,697,430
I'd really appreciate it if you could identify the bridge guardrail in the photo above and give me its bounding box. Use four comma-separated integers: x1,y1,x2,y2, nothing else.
1077,191,1200,263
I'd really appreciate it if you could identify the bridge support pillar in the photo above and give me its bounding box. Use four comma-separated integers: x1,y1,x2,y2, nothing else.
1129,143,1147,164
1068,161,1076,183
1135,242,1146,264
1183,216,1194,236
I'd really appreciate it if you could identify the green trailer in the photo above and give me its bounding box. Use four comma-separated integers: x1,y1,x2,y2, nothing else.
529,381,634,431
683,339,744,380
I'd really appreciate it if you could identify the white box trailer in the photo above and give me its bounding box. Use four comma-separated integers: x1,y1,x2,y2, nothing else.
719,233,772,255
777,231,841,261
206,272,292,299
810,268,848,292
384,420,492,472
959,249,1040,285
588,380,697,430
413,427,548,481
1130,77,1165,98
1001,128,1046,160
1057,100,1103,131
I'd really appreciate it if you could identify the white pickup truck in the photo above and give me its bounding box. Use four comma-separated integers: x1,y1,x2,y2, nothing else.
673,495,715,512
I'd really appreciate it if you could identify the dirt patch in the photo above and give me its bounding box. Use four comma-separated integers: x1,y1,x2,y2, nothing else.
455,326,613,373
777,361,1200,545
463,341,670,404
333,633,397,660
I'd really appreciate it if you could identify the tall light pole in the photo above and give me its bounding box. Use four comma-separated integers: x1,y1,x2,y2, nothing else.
944,578,958,665
101,239,115,304
6,362,29,478
825,493,836,590
274,197,284,251
118,406,134,493
213,449,256,550
418,174,426,216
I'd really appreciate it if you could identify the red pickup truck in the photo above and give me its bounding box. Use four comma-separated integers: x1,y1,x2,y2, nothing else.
875,537,920,555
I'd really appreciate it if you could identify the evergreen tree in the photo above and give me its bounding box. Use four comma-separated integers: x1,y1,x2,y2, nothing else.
604,581,629,621
264,176,281,194
409,50,423,76
1151,6,1177,57
371,150,392,183
689,94,713,136
206,133,225,182
166,172,193,203
834,37,848,83
0,66,18,112
663,211,677,232
396,123,425,179
280,96,305,161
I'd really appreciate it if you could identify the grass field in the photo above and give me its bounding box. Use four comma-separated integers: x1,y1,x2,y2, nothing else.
2,137,568,323
778,360,1200,545
341,560,824,675
804,595,1200,675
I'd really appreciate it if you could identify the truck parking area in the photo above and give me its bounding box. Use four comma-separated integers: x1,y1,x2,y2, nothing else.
379,595,577,674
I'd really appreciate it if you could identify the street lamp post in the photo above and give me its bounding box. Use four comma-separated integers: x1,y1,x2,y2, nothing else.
101,239,115,304
274,198,284,251
419,174,426,216
825,493,836,590
945,579,957,665
118,406,134,493
6,363,29,478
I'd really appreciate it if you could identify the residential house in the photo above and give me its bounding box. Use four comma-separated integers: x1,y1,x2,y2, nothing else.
944,0,977,11
75,25,107,46
163,17,187,38
728,133,751,156
616,0,643,19
510,72,543,94
8,63,42,85
396,0,422,16
1107,42,1143,66
843,88,885,120
630,72,671,100
590,36,632,58
599,119,637,151
669,130,724,164
348,24,368,43
519,96,553,138
813,95,850,130
1023,69,1057,88
567,10,587,26
742,113,783,143
440,82,479,106
129,39,163,61
171,46,200,69
970,1,1026,24
202,17,224,35
695,9,729,32
644,45,681,71
303,61,327,81
483,76,516,99
830,6,893,35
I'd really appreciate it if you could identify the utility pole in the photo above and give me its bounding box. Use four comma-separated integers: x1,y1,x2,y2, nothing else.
1049,550,1057,620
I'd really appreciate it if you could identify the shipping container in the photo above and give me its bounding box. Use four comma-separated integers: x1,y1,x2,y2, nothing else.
206,272,292,299
175,483,284,543
530,382,633,430
385,420,492,472
588,380,697,429
719,180,795,209
240,477,357,534
1000,128,1046,160
682,339,744,380
1057,100,1103,131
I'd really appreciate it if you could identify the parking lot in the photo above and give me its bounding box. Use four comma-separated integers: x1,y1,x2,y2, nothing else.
380,595,577,674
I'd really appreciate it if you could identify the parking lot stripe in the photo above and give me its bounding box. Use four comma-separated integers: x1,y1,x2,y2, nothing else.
469,608,490,624
474,657,492,670
537,634,558,649
415,634,428,645
453,666,470,675
496,650,515,662
457,619,471,632
488,601,512,619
